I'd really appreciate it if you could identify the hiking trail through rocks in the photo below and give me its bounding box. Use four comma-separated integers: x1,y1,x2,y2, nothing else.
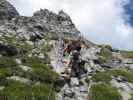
48,39,97,100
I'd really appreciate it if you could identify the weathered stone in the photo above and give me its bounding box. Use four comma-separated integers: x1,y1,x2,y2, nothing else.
19,65,32,72
15,59,22,64
55,77,66,87
123,58,133,64
111,79,133,100
0,0,19,20
0,43,18,56
70,77,79,86
7,76,31,84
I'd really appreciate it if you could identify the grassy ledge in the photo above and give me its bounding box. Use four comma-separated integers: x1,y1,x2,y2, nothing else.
89,83,122,100
91,71,112,84
120,50,133,58
0,80,56,100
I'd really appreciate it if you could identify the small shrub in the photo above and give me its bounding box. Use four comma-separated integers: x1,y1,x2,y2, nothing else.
91,72,112,83
20,55,59,83
0,57,17,68
16,42,33,56
130,94,133,100
0,68,12,79
32,64,59,83
109,69,133,83
0,80,56,100
89,83,122,100
21,56,43,66
43,42,53,52
98,48,112,63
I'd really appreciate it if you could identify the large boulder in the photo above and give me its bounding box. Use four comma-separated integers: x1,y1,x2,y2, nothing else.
0,0,19,20
0,43,18,56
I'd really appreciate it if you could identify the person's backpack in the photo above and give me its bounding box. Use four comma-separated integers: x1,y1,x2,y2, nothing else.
75,42,81,51
72,50,80,60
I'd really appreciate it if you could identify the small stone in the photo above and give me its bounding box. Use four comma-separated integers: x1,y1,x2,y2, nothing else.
128,83,133,90
70,77,79,86
28,54,32,57
64,89,75,98
0,86,5,91
7,76,31,84
55,77,66,87
26,41,34,46
16,59,22,64
79,85,88,93
19,65,32,72
38,53,44,59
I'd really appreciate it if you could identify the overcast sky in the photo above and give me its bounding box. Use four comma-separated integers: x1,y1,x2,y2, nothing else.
8,0,133,50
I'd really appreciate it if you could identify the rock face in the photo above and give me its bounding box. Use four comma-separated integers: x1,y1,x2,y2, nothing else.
0,8,81,42
33,9,80,35
0,0,19,20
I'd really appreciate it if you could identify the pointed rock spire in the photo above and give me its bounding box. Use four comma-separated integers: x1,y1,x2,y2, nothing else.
58,10,70,19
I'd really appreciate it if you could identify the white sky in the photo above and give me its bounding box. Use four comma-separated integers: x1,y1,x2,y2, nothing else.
8,0,133,50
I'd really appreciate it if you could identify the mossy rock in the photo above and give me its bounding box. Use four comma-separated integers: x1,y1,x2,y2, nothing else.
89,83,122,100
98,47,112,63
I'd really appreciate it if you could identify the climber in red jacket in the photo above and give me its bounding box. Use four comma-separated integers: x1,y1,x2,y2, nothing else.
63,40,81,56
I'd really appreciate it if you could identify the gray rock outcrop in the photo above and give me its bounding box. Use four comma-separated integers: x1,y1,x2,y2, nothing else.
0,0,19,20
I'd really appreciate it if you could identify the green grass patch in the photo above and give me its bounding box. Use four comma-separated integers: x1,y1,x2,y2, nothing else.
21,56,43,66
91,72,112,83
0,68,12,79
1,34,17,44
0,57,17,68
21,55,50,66
89,83,122,100
130,94,133,100
31,63,59,83
109,69,133,83
0,80,56,100
120,50,133,58
91,69,133,84
16,42,33,57
21,56,59,83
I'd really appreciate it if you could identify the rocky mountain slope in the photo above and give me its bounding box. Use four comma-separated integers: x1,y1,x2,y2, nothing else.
0,0,133,100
